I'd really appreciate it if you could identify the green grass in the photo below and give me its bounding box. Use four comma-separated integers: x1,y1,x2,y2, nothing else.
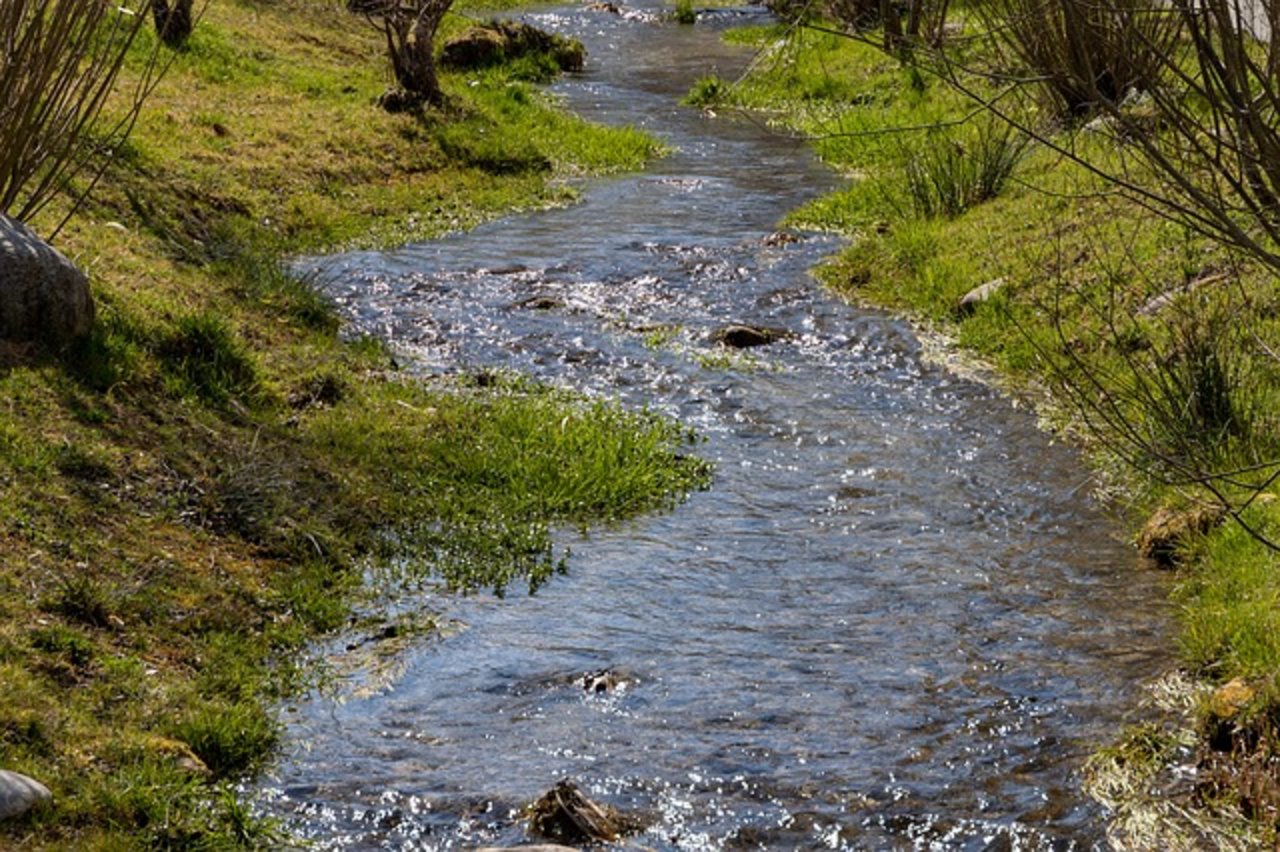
302,376,711,593
0,2,704,847
73,0,659,259
1177,513,1280,681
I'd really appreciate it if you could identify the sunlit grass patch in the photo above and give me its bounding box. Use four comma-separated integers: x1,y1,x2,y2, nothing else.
304,376,712,593
0,0,691,845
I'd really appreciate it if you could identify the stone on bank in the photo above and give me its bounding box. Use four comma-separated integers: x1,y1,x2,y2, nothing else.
0,215,94,346
0,770,52,821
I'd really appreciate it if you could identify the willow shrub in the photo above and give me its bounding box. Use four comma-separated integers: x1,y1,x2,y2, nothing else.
0,0,163,232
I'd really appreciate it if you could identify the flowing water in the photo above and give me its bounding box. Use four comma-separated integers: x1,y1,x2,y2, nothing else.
258,6,1172,848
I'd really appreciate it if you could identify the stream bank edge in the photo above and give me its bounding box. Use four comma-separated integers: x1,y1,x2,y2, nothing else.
0,2,707,847
710,17,1280,848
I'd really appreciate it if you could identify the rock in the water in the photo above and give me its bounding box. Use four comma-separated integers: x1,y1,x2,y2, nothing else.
1136,503,1227,568
0,770,51,820
513,295,564,311
712,323,787,348
0,215,94,346
761,230,800,247
528,779,644,844
581,668,631,694
441,20,585,73
954,277,1004,317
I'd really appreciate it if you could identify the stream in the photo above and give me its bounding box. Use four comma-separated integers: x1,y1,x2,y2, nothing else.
257,5,1172,848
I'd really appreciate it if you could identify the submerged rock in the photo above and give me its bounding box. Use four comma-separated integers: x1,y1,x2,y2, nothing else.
1136,503,1227,568
761,230,800,247
513,295,565,311
0,769,51,820
712,323,788,348
528,779,645,844
0,215,94,346
581,668,631,694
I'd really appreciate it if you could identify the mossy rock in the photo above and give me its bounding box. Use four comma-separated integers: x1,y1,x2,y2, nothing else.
1136,503,1227,568
0,215,94,347
527,779,646,844
441,20,585,74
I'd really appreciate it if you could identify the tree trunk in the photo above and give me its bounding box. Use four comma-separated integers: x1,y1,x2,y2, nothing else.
379,0,453,109
881,0,903,49
391,21,442,105
151,0,193,47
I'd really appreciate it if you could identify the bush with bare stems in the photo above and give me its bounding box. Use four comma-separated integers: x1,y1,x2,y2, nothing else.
774,0,950,48
1028,243,1280,552
0,0,165,234
971,0,1181,118
952,0,1280,276
894,0,1280,548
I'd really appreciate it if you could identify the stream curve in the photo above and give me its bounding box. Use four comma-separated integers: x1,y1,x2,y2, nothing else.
258,5,1171,848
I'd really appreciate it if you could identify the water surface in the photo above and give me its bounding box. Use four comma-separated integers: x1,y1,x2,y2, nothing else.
259,6,1169,848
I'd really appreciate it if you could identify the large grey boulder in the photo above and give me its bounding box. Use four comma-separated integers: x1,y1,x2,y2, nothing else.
0,215,94,346
0,769,51,820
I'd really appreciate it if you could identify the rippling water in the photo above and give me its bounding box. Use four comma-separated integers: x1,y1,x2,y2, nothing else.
258,5,1170,848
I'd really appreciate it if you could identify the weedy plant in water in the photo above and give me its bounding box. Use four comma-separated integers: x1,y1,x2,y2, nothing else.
683,75,727,107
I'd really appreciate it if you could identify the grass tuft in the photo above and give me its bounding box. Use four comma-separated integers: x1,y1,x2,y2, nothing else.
157,312,260,405
896,119,1029,219
171,702,280,780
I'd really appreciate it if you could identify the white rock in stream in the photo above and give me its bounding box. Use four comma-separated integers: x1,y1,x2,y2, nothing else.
0,770,51,820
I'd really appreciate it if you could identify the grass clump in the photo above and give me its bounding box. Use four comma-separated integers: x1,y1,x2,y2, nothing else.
684,75,727,107
157,312,261,405
896,119,1028,219
306,377,711,592
171,702,280,780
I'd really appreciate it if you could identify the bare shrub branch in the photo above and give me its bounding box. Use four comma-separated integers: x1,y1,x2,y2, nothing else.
0,0,173,234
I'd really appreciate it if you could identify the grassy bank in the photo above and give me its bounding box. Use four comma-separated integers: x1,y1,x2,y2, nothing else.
0,2,709,847
695,18,1280,845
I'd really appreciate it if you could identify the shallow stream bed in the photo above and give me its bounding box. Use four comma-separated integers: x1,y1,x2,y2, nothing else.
258,6,1171,848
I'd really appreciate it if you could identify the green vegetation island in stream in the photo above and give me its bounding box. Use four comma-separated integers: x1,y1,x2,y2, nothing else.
0,0,709,846
690,1,1280,846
